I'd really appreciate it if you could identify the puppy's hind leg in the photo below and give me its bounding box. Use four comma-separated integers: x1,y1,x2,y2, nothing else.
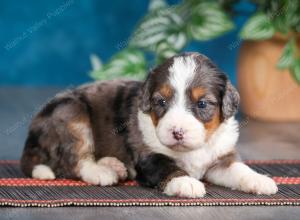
69,116,119,186
32,164,55,180
22,95,119,186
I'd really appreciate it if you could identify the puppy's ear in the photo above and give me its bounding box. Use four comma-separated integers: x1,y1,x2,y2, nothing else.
222,80,240,119
139,73,152,113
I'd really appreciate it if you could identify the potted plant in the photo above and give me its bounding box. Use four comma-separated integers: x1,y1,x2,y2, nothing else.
238,1,300,121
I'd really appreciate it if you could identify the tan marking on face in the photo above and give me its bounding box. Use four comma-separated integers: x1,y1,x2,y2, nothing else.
191,87,206,102
159,84,173,99
150,111,159,127
204,108,222,140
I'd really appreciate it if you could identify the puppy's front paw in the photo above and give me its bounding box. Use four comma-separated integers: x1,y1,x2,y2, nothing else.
239,173,278,195
163,176,206,198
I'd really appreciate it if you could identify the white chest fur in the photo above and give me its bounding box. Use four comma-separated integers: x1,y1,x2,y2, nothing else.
138,111,239,179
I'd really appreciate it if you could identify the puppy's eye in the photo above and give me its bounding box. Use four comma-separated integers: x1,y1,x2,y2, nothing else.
198,100,207,109
158,99,167,107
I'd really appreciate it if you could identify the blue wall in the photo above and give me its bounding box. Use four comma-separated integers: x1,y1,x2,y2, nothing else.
0,0,252,86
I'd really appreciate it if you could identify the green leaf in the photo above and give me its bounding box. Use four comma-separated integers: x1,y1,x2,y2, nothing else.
90,54,102,71
277,39,296,70
90,48,147,80
273,16,289,34
285,1,300,30
154,31,187,61
155,41,178,63
240,13,275,40
291,59,300,84
130,7,187,52
187,2,234,41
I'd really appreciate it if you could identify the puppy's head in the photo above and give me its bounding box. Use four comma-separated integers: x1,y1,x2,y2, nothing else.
139,52,239,152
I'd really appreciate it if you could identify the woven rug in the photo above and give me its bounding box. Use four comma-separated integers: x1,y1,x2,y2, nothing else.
0,160,299,207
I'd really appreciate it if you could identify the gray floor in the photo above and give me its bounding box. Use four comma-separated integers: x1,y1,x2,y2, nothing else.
0,87,300,220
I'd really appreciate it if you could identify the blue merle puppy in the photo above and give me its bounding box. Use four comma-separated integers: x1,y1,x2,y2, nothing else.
21,52,277,198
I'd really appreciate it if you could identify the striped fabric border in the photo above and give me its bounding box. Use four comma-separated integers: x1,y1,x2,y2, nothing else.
0,160,299,207
1,198,299,208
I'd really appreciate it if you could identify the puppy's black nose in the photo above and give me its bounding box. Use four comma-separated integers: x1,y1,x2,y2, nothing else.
172,130,184,141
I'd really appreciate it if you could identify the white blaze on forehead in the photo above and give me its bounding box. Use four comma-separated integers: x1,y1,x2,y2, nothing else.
168,56,197,108
155,55,205,150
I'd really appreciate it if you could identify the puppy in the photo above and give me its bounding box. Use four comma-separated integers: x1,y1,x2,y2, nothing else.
21,52,278,198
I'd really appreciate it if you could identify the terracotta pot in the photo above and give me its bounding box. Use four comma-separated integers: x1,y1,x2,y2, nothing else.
237,34,300,122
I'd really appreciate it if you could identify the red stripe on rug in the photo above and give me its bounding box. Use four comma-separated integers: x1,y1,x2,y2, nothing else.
0,178,138,186
0,177,299,187
0,160,19,164
244,160,300,165
272,177,300,185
